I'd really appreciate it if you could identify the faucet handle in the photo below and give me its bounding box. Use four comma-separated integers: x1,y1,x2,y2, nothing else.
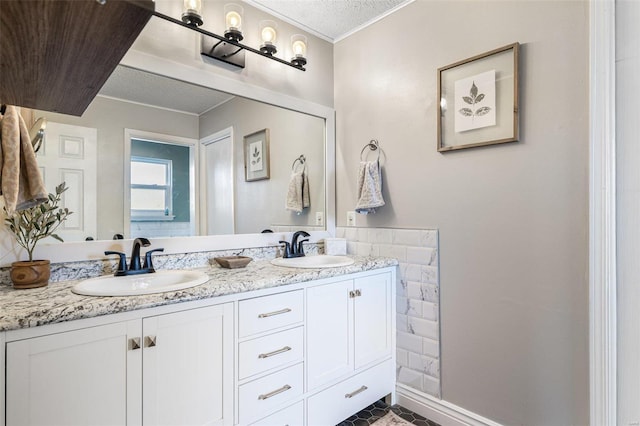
105,251,127,275
297,239,309,256
279,241,292,258
143,248,164,272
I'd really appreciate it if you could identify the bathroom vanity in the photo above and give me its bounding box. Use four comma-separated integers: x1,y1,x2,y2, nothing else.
0,257,396,426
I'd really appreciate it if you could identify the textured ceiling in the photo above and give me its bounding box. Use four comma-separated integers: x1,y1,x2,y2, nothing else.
247,0,411,41
99,66,235,115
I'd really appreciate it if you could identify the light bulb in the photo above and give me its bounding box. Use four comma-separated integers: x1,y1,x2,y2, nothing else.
292,40,305,56
181,0,202,26
290,34,307,67
262,26,276,43
184,0,200,11
259,20,278,55
224,4,244,41
227,11,241,29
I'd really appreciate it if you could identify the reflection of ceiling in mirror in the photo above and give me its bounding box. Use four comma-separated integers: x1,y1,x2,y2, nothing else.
99,66,235,115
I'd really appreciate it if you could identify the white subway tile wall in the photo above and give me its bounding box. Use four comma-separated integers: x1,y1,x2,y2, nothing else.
336,227,441,398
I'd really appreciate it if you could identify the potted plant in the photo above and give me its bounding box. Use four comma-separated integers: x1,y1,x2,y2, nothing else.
3,182,72,289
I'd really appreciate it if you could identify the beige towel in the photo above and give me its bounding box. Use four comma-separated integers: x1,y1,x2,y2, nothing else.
355,160,385,214
1,106,47,215
285,166,310,214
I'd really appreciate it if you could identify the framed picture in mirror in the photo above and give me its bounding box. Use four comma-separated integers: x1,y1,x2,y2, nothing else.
437,42,519,152
243,128,270,181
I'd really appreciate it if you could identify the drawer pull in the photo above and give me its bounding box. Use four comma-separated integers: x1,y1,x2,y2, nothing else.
259,346,292,359
258,308,292,318
345,385,368,399
258,384,292,400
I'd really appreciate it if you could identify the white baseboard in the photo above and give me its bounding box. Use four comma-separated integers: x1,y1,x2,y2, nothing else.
395,384,502,426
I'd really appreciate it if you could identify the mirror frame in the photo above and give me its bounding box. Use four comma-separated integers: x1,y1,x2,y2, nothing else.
24,50,336,264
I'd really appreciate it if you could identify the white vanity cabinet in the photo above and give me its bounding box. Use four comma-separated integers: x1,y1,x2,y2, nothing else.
1,265,396,426
5,303,234,426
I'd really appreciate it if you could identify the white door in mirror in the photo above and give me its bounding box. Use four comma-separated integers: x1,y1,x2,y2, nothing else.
270,255,354,269
72,270,209,296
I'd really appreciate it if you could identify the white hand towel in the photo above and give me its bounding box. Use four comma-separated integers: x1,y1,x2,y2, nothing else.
0,106,48,215
286,166,310,214
355,160,385,214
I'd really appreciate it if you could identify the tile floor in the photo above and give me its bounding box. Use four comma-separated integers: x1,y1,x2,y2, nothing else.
337,399,440,426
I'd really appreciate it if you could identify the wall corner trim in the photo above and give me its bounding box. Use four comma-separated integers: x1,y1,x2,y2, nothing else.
589,0,617,425
396,384,503,426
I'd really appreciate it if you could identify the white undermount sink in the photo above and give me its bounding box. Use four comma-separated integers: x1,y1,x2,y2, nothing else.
72,270,209,297
270,255,354,269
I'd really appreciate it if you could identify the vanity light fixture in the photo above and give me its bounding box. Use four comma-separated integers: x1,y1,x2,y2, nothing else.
151,4,306,71
260,20,277,55
181,0,203,27
290,34,307,67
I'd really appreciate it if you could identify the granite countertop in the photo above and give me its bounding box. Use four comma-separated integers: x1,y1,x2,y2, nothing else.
0,255,397,332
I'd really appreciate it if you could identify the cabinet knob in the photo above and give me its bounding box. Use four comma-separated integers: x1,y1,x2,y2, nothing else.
128,337,141,350
144,335,157,348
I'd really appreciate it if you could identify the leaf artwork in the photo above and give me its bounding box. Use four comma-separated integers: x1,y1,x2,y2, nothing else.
251,146,261,166
459,81,492,118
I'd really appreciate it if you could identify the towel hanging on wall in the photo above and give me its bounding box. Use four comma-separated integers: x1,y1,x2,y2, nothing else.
356,140,385,214
285,155,310,214
0,105,48,215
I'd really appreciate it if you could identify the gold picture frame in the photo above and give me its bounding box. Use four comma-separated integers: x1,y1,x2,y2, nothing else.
437,43,520,152
243,128,270,181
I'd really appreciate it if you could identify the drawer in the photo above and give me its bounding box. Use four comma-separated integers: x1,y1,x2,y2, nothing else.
238,363,304,425
239,326,304,380
307,360,393,426
239,290,303,338
249,400,304,426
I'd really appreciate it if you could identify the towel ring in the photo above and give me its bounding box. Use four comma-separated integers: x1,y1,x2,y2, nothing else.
360,139,381,161
292,155,306,171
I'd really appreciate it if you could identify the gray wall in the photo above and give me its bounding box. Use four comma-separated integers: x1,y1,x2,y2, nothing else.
616,1,640,424
334,1,589,424
200,97,325,234
37,96,198,240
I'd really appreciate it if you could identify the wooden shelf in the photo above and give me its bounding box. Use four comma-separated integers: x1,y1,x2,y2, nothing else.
0,0,154,116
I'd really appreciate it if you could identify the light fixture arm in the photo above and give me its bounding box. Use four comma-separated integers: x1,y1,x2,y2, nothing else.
151,11,306,71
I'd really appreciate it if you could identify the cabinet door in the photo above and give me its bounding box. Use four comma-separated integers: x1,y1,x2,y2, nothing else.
142,303,233,426
354,273,393,369
6,321,140,426
306,279,354,390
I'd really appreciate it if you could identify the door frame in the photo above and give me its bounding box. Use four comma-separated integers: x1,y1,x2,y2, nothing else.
589,0,616,424
124,128,199,239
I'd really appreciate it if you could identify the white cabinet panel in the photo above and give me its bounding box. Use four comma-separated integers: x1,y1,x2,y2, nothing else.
238,363,304,425
249,400,304,426
142,304,233,426
307,360,393,426
239,290,303,338
6,321,140,426
239,326,304,380
306,279,354,390
354,273,392,369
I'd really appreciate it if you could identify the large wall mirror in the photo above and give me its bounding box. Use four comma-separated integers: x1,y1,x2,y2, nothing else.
32,65,329,244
